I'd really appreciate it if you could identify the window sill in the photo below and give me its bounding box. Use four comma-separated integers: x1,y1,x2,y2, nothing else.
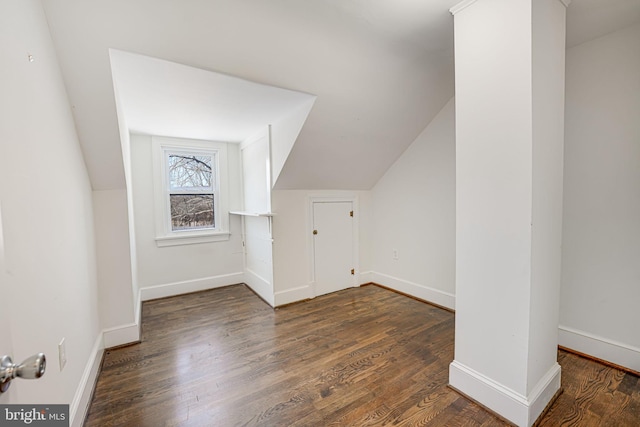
230,211,276,217
155,231,230,247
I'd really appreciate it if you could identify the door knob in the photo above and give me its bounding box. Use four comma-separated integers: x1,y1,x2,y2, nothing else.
0,353,46,393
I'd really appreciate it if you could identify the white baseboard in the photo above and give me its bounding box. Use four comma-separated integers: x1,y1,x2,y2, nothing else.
103,322,140,349
449,360,561,427
274,284,313,306
371,271,455,310
526,363,563,425
70,333,104,427
139,272,245,302
559,325,640,372
244,268,274,307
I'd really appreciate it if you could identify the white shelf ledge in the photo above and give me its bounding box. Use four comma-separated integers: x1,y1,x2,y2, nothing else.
230,211,276,217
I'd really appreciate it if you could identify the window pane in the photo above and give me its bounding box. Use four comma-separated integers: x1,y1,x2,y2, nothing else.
170,194,214,231
169,154,213,190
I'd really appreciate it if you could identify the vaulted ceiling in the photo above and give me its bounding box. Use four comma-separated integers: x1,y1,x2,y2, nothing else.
41,0,640,191
110,49,316,145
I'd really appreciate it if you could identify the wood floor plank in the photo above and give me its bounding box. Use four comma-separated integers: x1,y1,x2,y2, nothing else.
85,284,640,426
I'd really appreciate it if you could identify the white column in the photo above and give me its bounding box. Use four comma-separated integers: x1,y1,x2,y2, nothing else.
448,0,569,426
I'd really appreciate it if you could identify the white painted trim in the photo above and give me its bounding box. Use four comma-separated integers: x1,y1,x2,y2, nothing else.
139,272,244,301
449,360,561,427
274,284,314,306
371,272,455,310
230,211,275,217
103,322,140,349
69,333,104,427
559,0,572,8
450,0,478,15
559,325,640,372
272,271,450,311
527,363,563,425
245,268,275,307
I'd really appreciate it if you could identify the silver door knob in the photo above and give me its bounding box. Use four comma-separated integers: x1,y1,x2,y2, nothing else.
0,353,46,393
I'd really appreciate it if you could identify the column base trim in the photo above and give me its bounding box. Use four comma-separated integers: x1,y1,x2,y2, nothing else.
449,360,561,427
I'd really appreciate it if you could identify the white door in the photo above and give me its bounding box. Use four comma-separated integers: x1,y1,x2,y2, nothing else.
312,201,354,296
0,202,15,402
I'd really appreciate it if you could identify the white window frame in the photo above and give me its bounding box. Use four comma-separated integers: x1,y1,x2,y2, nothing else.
152,136,229,247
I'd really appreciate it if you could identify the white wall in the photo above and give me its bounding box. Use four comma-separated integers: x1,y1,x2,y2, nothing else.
95,65,137,342
240,129,275,304
271,99,454,309
560,23,640,371
93,190,137,347
130,134,244,300
111,66,140,321
271,190,371,306
527,0,567,396
242,130,271,213
244,217,274,304
271,98,316,187
0,0,102,423
370,98,456,310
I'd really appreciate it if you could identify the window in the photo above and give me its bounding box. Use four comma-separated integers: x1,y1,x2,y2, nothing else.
168,152,215,231
152,137,229,246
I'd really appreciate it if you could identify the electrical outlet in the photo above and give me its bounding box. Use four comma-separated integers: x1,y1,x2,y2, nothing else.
58,338,67,371
393,249,399,260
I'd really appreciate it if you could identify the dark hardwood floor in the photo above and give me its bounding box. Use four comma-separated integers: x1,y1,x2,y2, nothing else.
85,284,640,426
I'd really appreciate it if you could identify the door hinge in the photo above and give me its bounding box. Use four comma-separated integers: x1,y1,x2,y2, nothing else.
350,210,353,217
351,268,355,275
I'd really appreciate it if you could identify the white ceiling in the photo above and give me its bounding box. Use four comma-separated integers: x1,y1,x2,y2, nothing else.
567,0,640,47
110,49,315,143
41,0,640,191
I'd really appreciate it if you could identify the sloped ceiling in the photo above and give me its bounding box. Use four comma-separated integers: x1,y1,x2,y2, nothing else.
41,0,458,191
566,0,640,47
110,49,315,143
41,0,640,191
